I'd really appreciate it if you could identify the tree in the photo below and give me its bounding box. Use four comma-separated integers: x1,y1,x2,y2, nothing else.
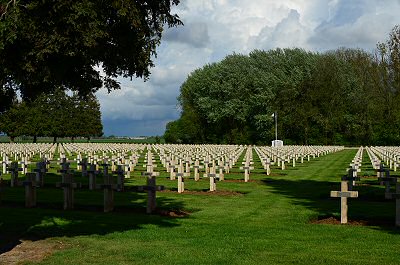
0,0,182,101
0,89,103,142
0,101,27,142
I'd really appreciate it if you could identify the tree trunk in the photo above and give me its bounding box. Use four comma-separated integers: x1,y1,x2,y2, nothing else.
71,136,75,143
87,136,91,143
10,136,15,143
53,136,57,144
33,135,37,143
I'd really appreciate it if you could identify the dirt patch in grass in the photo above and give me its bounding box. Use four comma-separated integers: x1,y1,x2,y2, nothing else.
0,239,68,265
157,209,190,218
361,176,377,179
223,179,260,183
160,189,244,196
310,216,394,226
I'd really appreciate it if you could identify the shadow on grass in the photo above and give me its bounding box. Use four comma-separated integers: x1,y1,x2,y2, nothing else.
0,187,187,254
261,177,400,234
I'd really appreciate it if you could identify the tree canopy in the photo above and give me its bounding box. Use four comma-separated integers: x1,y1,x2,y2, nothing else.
165,25,400,146
0,90,103,142
0,0,182,102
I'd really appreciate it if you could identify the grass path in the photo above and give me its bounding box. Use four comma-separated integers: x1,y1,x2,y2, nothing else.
1,149,399,264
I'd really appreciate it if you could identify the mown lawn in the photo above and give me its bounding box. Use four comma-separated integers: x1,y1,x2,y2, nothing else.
0,148,399,264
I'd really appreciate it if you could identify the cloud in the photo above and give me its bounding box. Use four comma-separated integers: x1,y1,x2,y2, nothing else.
309,0,400,51
248,9,311,50
163,22,210,48
97,0,400,136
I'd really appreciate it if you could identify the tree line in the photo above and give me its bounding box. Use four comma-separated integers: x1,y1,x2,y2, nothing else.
0,89,103,143
165,25,400,146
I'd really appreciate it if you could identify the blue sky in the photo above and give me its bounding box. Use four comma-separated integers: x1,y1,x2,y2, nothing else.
96,0,400,137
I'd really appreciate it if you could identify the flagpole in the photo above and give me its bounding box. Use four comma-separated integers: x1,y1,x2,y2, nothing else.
275,111,278,141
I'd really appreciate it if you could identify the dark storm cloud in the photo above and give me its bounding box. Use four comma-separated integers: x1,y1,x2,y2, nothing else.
163,22,210,48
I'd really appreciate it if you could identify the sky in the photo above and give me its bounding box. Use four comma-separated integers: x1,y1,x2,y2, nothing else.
96,0,400,137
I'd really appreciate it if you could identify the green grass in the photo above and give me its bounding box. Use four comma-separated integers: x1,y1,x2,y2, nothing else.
0,149,399,264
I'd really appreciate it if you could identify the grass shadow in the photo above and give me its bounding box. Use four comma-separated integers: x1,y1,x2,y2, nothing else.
261,177,400,234
0,185,187,254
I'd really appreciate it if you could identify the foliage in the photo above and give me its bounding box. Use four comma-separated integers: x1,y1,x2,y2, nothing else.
166,25,400,145
0,89,103,142
0,0,182,100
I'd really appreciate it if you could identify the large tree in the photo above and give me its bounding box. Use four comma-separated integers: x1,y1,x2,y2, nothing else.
0,0,182,100
166,37,400,145
0,89,103,142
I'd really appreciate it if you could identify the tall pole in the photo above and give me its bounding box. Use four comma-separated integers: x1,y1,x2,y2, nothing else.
275,111,278,141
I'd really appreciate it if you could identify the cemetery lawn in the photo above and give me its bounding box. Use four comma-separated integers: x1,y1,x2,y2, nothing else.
1,149,399,264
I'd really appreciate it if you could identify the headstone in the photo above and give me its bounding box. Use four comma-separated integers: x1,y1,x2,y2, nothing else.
176,162,189,193
79,158,89,177
204,167,219,192
34,161,47,186
7,161,23,187
56,173,81,210
138,174,164,214
330,178,358,224
97,166,118,213
113,165,125,192
378,168,396,199
23,173,39,208
240,162,254,182
87,164,99,190
192,160,203,181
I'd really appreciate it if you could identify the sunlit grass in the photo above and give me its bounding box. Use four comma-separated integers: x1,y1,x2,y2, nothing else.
0,149,399,264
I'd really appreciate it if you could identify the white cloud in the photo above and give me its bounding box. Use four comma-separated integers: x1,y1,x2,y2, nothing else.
98,0,400,136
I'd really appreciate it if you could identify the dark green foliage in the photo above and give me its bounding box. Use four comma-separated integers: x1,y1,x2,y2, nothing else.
0,0,182,100
0,89,103,142
166,25,400,145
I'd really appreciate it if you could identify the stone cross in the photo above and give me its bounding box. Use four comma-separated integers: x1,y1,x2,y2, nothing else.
58,159,72,178
203,160,210,175
169,161,177,180
124,163,131,178
87,164,99,190
263,158,271,176
176,161,190,193
376,163,386,178
240,161,254,182
56,173,81,210
346,166,360,191
192,159,203,181
7,161,23,187
113,165,125,192
79,158,89,177
378,169,396,199
34,161,47,186
140,161,162,213
97,164,118,212
204,166,219,192
330,177,359,224
138,173,164,214
384,181,400,226
23,173,39,208
217,159,225,181
2,156,7,174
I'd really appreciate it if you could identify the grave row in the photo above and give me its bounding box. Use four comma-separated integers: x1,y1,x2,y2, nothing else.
1,143,349,217
331,146,400,226
0,156,162,214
